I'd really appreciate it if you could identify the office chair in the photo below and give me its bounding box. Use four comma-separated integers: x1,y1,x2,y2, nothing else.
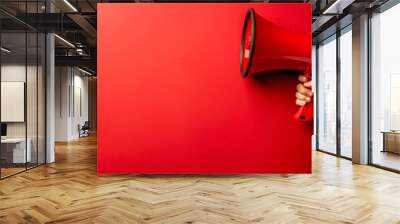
79,121,90,138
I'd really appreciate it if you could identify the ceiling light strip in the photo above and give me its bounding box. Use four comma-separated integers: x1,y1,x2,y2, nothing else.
322,0,355,15
78,67,94,76
63,0,78,12
54,34,76,48
1,47,11,53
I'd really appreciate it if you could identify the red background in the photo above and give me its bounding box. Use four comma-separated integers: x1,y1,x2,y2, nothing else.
97,3,312,174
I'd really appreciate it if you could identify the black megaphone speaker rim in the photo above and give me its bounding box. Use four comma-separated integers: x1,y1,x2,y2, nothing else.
240,8,256,78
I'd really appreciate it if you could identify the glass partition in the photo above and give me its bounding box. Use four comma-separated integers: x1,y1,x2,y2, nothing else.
0,1,46,179
27,30,38,169
26,1,40,168
1,30,28,177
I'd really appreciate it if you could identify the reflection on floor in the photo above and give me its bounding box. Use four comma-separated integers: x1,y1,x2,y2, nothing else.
0,135,400,223
373,150,400,170
0,163,42,179
0,167,25,178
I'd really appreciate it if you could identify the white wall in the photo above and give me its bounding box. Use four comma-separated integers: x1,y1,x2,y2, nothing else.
1,63,46,164
1,64,41,137
73,73,89,137
55,67,89,141
55,66,70,141
1,65,26,137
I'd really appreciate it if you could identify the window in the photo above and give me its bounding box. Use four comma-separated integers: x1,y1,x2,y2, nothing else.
317,35,337,154
339,27,352,158
370,3,400,171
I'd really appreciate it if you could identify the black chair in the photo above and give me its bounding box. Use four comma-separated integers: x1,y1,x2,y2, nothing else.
79,121,90,138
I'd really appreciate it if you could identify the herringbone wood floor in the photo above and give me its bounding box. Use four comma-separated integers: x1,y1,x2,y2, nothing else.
1,135,400,224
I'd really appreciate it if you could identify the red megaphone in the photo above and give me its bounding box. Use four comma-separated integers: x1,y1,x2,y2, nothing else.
240,8,313,121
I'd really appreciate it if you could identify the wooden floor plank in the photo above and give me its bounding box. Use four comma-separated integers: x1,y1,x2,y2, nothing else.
1,135,400,223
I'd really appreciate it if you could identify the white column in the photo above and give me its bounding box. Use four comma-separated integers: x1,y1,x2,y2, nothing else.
352,14,369,164
45,0,56,163
46,32,55,163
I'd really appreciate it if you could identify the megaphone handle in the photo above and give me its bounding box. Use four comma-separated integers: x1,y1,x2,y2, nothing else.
294,67,313,122
295,101,313,121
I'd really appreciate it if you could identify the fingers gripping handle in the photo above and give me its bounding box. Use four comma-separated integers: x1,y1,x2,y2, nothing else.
294,66,313,122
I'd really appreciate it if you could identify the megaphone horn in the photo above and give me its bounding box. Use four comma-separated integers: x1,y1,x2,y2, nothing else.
240,8,310,78
240,8,313,121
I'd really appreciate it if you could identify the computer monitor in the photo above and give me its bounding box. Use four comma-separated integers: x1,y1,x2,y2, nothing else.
1,123,7,137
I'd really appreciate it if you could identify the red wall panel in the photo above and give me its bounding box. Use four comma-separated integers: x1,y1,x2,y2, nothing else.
98,3,312,174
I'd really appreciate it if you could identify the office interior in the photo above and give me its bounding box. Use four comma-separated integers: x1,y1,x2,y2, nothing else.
0,0,97,179
314,1,400,171
0,0,400,222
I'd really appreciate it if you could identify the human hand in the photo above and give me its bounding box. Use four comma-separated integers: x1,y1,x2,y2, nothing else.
296,75,313,106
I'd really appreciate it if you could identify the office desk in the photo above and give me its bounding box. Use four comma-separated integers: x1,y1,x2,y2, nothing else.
1,138,31,164
382,131,400,154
